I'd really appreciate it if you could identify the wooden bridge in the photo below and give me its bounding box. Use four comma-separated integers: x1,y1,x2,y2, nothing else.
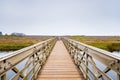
37,40,84,80
0,37,120,80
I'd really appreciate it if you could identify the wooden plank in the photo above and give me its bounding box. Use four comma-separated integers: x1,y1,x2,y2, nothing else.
37,40,84,80
38,74,81,78
37,78,82,80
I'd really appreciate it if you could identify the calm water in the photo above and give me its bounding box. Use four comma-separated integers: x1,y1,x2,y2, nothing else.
0,51,120,80
0,51,13,57
112,51,120,56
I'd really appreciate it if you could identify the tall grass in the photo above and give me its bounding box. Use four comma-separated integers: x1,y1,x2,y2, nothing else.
70,36,120,52
107,43,120,52
0,35,48,51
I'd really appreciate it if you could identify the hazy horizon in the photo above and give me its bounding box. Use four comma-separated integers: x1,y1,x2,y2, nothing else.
0,0,120,36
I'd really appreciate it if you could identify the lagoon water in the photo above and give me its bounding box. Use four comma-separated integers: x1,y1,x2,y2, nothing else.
0,51,13,57
112,51,120,57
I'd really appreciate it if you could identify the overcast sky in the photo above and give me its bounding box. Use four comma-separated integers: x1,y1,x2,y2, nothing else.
0,0,120,35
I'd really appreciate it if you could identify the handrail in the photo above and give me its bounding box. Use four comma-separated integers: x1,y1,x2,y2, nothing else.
0,38,57,80
62,37,120,80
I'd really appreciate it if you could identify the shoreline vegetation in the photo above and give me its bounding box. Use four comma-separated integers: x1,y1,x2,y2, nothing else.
0,35,48,51
0,35,120,52
70,36,120,52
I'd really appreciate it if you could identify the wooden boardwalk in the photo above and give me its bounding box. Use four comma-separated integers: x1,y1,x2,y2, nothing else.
37,40,84,80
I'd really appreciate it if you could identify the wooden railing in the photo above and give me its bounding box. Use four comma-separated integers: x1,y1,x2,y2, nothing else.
63,37,120,80
0,38,56,80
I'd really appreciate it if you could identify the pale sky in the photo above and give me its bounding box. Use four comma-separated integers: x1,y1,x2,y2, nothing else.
0,0,120,35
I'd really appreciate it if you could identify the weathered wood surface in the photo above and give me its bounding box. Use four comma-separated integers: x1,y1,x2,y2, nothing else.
37,40,84,80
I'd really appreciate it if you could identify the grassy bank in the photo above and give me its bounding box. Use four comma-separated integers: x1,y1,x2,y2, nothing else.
70,36,120,52
0,36,48,51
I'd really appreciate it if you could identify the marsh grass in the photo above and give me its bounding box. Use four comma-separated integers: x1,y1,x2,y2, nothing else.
107,43,120,52
70,36,120,52
0,35,48,51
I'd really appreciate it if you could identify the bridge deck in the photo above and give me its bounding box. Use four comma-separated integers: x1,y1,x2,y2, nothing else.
37,40,84,80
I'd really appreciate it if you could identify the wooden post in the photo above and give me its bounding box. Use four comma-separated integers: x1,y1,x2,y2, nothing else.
86,53,88,80
117,74,120,80
1,74,6,80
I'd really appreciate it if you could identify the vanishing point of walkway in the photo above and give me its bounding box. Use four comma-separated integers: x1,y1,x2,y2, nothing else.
37,40,84,80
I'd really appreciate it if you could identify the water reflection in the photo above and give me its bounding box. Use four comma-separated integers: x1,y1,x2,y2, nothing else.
112,51,120,57
0,51,13,57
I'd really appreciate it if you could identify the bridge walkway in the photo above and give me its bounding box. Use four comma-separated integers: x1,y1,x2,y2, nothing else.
37,40,84,80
